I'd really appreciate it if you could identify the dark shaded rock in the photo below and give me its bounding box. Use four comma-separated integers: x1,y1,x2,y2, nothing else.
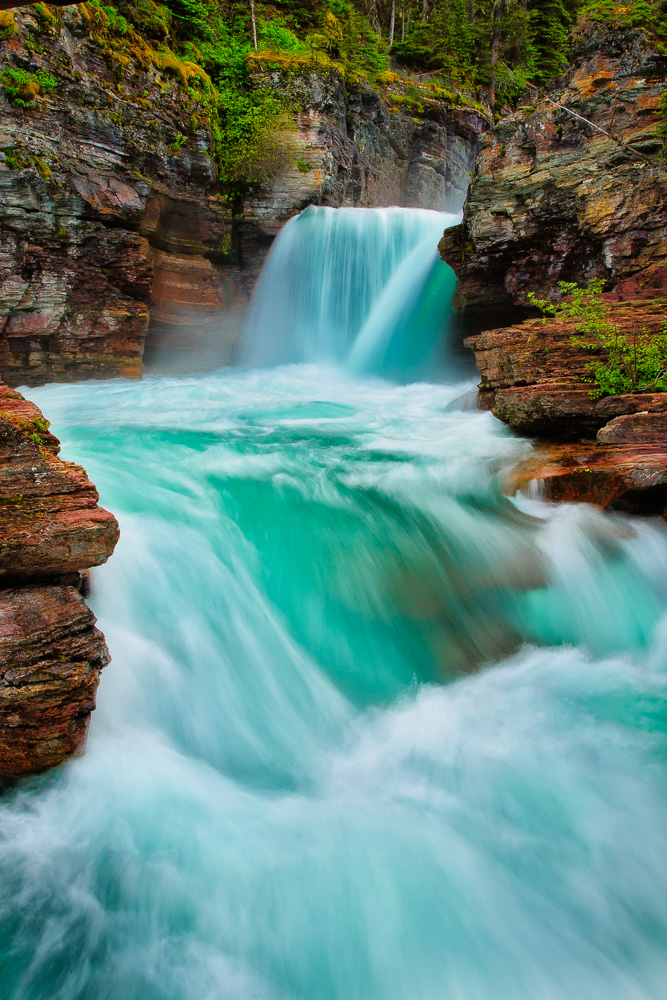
440,20,667,326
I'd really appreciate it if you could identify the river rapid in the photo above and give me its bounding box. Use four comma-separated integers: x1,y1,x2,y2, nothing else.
2,209,667,1000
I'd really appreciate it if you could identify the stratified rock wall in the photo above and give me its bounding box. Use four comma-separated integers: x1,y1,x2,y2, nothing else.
224,65,487,308
440,20,667,326
0,4,238,384
0,381,118,776
0,7,485,382
442,19,667,516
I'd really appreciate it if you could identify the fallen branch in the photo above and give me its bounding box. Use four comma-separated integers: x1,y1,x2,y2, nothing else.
544,96,653,165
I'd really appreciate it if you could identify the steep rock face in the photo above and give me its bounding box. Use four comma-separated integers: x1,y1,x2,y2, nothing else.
439,20,667,325
242,63,485,276
0,4,236,384
0,8,485,383
440,19,667,515
0,381,118,776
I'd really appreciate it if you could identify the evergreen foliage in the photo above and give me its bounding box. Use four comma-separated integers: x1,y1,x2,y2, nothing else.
92,0,667,188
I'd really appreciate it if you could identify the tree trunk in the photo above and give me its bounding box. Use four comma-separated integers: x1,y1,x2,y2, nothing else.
389,0,396,45
401,0,405,41
488,0,504,107
250,0,258,51
420,0,428,21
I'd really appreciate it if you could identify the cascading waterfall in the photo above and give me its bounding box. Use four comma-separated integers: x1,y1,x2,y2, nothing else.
241,206,459,377
2,208,667,1000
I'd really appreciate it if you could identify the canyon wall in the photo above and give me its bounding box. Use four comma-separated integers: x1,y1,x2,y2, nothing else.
0,5,486,383
440,19,667,326
0,380,118,776
440,19,667,515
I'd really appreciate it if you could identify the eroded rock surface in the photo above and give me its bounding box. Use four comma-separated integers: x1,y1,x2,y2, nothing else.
439,20,667,324
0,381,118,777
442,18,667,515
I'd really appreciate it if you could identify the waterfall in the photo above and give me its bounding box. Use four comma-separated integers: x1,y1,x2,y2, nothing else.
241,206,460,376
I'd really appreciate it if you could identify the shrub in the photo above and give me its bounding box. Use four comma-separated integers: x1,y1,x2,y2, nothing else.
529,279,667,398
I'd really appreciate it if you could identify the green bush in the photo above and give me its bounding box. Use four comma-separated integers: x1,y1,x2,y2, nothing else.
258,16,303,53
529,279,667,398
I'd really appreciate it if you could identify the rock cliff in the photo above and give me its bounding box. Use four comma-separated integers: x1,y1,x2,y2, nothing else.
440,18,667,515
440,19,667,325
0,380,118,776
0,5,485,383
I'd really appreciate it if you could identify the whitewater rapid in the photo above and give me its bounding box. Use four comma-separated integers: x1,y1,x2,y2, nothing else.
2,365,667,1000
3,206,667,999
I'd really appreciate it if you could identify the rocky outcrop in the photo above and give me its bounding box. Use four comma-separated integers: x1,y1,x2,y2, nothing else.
0,380,118,776
440,19,667,325
469,304,667,516
0,4,240,383
441,18,667,515
0,7,485,383
467,298,666,437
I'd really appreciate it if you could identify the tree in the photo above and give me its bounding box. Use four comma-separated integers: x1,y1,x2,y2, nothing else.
250,0,257,50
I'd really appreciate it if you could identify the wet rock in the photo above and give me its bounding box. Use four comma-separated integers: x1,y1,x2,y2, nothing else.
506,442,667,517
0,585,109,777
0,380,118,776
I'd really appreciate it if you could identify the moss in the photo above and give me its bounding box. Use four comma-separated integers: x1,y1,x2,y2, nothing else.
1,68,57,107
376,70,401,86
388,92,424,113
31,3,59,29
0,11,16,41
167,131,187,154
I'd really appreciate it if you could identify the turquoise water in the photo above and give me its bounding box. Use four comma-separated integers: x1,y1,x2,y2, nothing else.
242,206,459,377
2,209,667,999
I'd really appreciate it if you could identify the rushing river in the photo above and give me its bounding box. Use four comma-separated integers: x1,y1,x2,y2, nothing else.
3,209,667,1000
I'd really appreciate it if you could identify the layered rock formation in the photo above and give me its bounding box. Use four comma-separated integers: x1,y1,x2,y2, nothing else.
241,62,485,276
441,18,667,515
0,381,118,776
0,6,485,382
440,19,667,324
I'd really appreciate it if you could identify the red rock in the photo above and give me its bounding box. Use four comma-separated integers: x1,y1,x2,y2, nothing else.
506,443,667,517
0,585,109,777
0,382,118,776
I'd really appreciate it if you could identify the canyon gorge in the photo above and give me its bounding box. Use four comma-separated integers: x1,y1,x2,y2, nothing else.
1,5,667,998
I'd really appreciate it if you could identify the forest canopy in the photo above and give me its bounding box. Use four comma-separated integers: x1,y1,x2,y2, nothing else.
97,0,667,188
